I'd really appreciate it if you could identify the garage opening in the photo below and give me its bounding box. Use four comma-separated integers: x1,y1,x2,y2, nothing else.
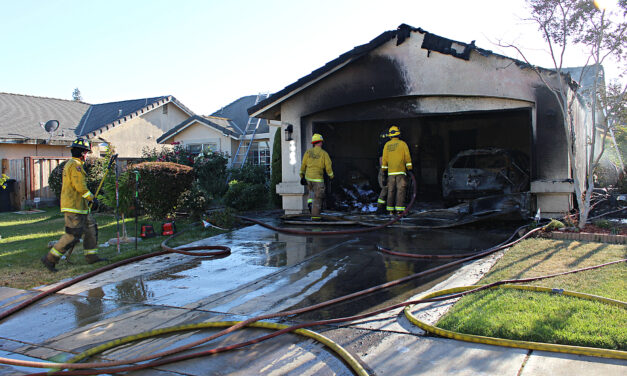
312,108,532,212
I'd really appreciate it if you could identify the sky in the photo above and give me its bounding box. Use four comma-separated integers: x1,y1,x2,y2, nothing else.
1,0,623,115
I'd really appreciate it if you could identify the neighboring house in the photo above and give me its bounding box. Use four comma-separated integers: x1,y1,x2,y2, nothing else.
158,95,276,172
156,115,242,158
0,92,89,208
0,92,195,208
77,96,194,159
248,24,601,217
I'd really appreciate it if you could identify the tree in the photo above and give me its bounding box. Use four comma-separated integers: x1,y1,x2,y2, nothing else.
501,0,627,228
72,88,82,101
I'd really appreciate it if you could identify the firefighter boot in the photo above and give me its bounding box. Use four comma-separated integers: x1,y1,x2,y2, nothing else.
85,254,108,264
41,255,58,273
376,204,386,215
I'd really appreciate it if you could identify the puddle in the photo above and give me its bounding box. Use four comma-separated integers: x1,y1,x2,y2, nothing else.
69,222,519,322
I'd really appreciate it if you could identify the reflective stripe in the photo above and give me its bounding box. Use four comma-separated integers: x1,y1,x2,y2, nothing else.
307,198,313,203
82,191,94,199
395,206,405,211
386,207,395,211
406,163,412,167
381,166,388,169
50,248,63,257
377,199,386,204
388,171,406,176
311,216,321,220
306,178,324,182
84,249,98,255
61,208,89,214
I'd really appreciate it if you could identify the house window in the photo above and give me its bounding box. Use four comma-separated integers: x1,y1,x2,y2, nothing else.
187,143,218,156
162,105,168,115
248,141,271,173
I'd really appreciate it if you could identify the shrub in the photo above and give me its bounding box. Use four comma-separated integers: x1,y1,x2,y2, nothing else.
134,162,194,219
228,163,268,185
141,144,195,166
194,150,229,200
49,156,108,199
101,166,137,217
270,129,282,207
223,180,266,211
205,207,238,229
177,181,209,220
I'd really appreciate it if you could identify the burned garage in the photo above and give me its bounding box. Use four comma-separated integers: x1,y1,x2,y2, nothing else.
249,24,593,219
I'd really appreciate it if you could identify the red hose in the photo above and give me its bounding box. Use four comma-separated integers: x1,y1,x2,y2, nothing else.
238,172,418,235
27,225,561,375
0,228,230,323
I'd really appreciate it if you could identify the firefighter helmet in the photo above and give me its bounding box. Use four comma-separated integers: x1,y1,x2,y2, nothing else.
70,138,91,151
388,125,401,137
311,133,324,144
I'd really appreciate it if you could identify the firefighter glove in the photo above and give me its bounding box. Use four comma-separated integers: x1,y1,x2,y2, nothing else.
90,198,100,211
300,176,307,186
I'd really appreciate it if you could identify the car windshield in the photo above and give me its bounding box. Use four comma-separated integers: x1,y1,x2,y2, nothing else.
452,154,507,169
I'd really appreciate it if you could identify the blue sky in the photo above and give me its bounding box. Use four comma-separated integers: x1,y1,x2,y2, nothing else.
0,0,621,115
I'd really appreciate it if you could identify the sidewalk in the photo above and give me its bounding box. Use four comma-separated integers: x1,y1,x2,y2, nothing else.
0,223,625,375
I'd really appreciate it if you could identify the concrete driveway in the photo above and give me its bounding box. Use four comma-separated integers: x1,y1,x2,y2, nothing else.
0,219,624,375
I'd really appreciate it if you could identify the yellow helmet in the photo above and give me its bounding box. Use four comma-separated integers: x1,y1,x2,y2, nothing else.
388,125,400,137
311,133,324,144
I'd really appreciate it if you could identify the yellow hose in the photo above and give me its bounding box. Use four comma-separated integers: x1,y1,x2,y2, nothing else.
54,320,369,376
404,284,627,360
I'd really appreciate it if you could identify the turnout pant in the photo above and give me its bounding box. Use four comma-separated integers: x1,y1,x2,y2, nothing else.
307,180,326,220
377,167,388,207
386,174,408,214
46,212,100,264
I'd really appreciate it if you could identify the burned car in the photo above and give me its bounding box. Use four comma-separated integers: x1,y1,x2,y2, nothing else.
442,148,530,204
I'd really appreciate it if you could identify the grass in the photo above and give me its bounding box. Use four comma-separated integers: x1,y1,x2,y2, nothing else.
437,238,627,350
0,206,227,290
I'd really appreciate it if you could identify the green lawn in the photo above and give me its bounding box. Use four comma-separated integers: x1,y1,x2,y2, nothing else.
0,207,226,289
437,238,627,350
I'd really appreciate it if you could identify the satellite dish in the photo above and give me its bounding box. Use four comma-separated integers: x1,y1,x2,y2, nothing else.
43,120,59,133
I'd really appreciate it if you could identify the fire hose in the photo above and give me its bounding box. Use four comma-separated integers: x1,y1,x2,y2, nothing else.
0,175,624,373
238,172,418,236
16,234,627,375
1,223,544,374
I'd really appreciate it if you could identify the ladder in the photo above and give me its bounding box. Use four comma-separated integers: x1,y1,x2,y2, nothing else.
231,93,269,169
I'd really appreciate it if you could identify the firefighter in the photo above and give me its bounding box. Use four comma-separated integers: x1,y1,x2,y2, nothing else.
381,125,412,216
376,129,389,215
41,138,106,272
299,133,334,220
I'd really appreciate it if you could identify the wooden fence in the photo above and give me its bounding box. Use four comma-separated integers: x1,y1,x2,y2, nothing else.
1,157,69,209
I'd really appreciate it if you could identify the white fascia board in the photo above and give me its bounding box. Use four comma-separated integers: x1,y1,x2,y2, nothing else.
249,58,355,118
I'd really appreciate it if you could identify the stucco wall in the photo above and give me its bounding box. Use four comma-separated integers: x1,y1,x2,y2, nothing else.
168,121,235,156
98,105,189,159
142,103,189,132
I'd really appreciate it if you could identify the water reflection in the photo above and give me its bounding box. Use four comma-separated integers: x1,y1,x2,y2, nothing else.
71,287,105,326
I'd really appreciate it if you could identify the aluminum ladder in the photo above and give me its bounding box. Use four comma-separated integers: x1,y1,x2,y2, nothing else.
231,93,269,168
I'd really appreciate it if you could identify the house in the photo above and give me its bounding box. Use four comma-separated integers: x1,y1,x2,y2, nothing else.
248,24,600,217
0,92,195,208
158,95,276,172
77,96,194,159
0,92,89,208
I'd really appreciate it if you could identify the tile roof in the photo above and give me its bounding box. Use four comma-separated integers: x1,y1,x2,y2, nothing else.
0,92,90,143
77,95,194,138
157,115,241,144
212,95,269,134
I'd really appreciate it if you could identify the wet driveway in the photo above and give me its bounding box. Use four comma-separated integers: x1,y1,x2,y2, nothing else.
0,220,522,375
